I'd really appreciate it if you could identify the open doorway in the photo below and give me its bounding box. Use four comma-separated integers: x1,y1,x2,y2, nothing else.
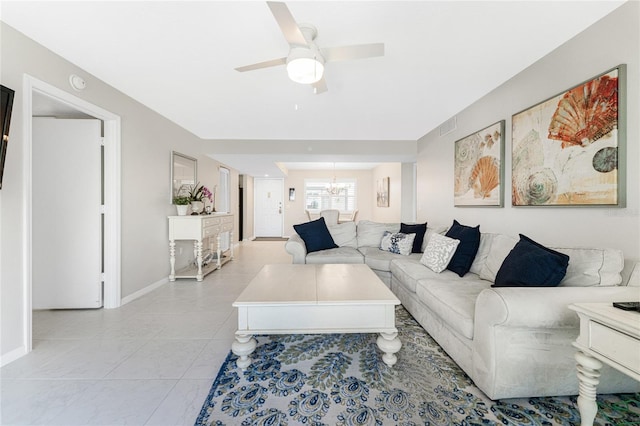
23,75,121,353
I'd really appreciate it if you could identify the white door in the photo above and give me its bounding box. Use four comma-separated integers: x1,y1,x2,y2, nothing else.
254,178,284,237
32,118,103,309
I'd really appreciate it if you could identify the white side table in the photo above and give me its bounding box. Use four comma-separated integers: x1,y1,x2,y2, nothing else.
569,302,640,426
168,214,234,281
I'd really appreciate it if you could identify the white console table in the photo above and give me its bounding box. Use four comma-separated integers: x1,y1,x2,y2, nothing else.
569,302,640,426
168,213,234,281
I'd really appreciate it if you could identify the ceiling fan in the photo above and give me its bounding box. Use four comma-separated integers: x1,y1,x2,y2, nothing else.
235,1,384,94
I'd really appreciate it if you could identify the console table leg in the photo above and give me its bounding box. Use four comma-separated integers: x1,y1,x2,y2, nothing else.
229,231,234,260
195,241,203,281
377,331,402,367
232,334,257,370
169,241,176,281
216,234,222,270
575,351,602,426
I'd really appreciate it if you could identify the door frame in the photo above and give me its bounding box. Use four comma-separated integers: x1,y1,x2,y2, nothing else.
23,75,122,353
253,178,284,237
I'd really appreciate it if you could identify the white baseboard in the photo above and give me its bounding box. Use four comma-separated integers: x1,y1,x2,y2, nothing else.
120,276,168,306
1,345,27,367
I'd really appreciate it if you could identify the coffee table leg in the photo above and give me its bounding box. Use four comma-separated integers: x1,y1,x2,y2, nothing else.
377,332,402,367
575,351,602,426
232,334,257,370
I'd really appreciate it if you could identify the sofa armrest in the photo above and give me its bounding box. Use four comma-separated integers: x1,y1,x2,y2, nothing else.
473,285,640,399
285,234,307,264
475,286,640,329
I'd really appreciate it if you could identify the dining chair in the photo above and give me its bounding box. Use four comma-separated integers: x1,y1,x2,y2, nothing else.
319,209,340,225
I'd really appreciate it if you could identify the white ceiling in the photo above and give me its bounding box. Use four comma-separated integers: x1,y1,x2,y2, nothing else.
1,1,625,176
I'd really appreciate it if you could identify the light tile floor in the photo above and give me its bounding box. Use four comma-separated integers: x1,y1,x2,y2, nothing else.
0,240,291,426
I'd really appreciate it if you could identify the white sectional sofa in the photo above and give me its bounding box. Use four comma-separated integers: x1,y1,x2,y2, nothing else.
285,220,640,400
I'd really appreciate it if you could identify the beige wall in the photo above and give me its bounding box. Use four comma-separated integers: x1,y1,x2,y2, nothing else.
0,22,241,363
371,163,402,223
416,2,639,275
240,175,255,241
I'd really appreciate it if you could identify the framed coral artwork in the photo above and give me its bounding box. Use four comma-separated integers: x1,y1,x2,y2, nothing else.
511,65,626,206
454,120,505,206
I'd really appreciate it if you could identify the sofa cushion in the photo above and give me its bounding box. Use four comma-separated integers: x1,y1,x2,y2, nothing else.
421,233,460,273
552,247,624,287
415,278,491,339
469,233,496,275
479,234,518,282
357,220,400,248
360,247,421,272
293,218,338,253
391,257,468,293
400,222,427,253
328,221,358,248
445,220,481,277
494,234,570,287
306,246,364,264
380,231,416,256
421,225,449,251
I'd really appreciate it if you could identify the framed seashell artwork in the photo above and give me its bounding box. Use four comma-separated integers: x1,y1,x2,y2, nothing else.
454,120,505,206
511,64,626,206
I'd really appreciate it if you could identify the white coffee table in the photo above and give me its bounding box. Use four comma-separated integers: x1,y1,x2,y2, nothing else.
231,263,402,370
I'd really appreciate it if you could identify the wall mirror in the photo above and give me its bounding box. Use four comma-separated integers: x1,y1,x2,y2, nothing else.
171,151,197,203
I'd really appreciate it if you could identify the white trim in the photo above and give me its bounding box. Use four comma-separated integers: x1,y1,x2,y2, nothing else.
0,346,28,368
22,74,122,359
22,76,34,355
121,277,168,306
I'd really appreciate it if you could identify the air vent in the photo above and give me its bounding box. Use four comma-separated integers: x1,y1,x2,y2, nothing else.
439,116,457,137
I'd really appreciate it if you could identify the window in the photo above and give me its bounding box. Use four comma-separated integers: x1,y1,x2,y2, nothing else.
218,167,230,213
304,179,357,213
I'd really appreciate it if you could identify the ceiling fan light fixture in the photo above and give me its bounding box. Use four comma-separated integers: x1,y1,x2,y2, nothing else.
286,48,324,84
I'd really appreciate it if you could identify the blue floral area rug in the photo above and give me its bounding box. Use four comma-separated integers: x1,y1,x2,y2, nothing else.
195,307,639,425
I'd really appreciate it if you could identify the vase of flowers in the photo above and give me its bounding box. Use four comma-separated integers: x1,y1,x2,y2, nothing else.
173,196,190,216
187,182,214,215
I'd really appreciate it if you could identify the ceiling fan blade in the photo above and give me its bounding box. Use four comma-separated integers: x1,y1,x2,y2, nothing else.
267,1,308,47
235,57,287,72
312,77,328,94
321,43,385,62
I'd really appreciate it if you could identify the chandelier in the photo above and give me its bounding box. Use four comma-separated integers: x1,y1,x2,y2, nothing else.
326,163,345,195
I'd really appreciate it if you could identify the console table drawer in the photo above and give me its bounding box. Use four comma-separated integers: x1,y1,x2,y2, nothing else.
590,321,640,375
203,225,221,238
222,222,233,232
204,217,222,227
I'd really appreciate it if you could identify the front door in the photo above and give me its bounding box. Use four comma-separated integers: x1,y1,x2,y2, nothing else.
254,178,284,237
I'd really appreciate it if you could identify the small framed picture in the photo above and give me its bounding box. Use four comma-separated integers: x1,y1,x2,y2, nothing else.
289,188,295,201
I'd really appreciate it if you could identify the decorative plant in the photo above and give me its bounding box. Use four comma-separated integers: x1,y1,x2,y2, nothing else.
173,195,190,205
187,182,213,203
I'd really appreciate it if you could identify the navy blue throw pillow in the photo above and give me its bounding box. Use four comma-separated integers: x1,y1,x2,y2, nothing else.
493,234,570,287
400,222,428,253
445,220,480,277
293,217,338,253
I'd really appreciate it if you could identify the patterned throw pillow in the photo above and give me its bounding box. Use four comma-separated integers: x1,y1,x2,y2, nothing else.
380,231,416,256
421,233,461,273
